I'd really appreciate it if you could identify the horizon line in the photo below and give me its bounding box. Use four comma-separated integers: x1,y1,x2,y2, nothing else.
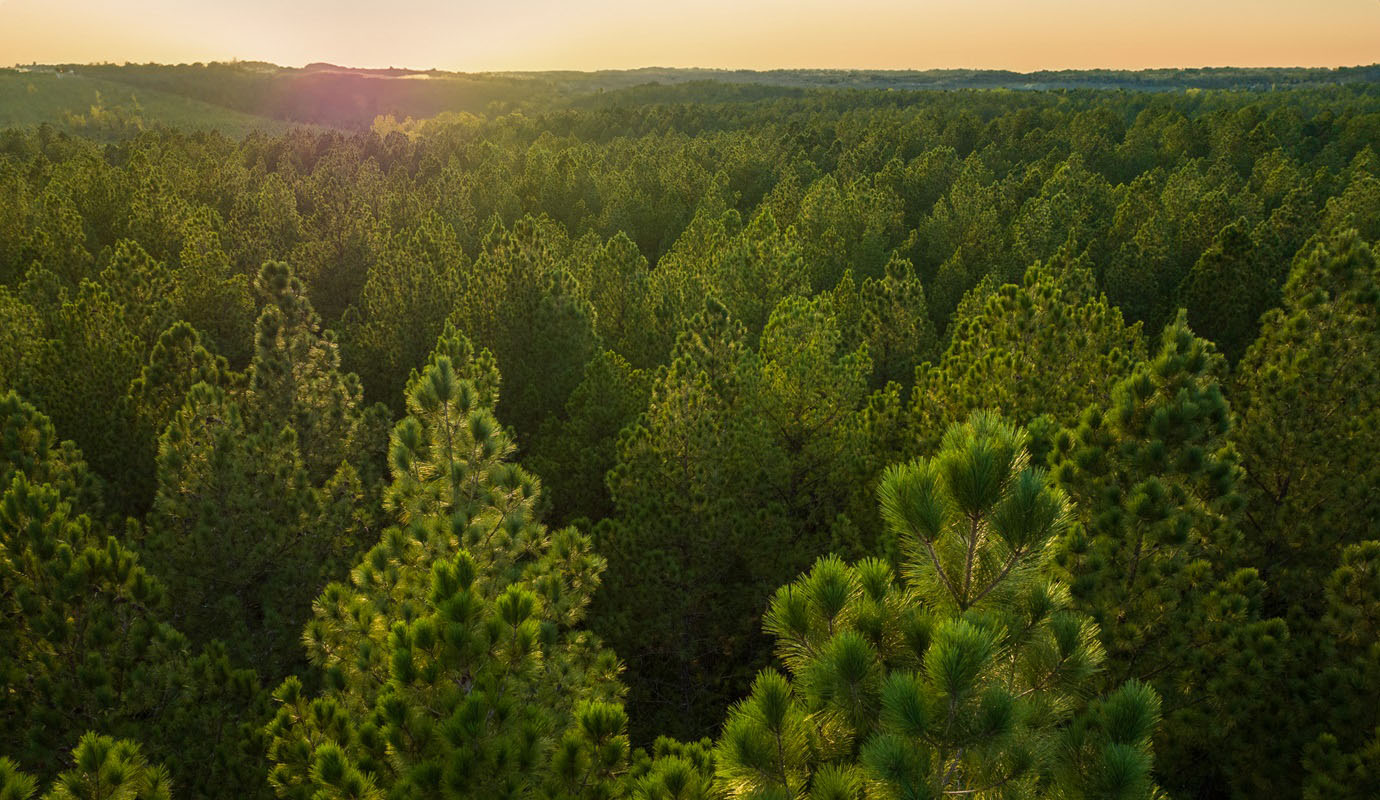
13,61,1380,75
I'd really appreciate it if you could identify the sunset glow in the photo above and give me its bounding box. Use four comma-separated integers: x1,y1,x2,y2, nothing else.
2,0,1377,71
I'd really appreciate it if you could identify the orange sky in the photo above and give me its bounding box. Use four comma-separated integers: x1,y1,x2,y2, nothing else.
1,0,1377,72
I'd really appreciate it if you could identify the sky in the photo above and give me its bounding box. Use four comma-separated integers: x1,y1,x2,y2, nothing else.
1,0,1377,72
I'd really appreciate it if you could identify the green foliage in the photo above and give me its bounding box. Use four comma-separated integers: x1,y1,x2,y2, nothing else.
24,280,145,512
1233,228,1380,613
1177,218,1281,361
168,212,257,367
3,75,1380,800
0,734,173,800
0,390,102,506
794,173,906,291
0,391,269,799
715,413,1161,800
339,212,465,411
449,216,599,443
0,461,175,772
829,255,938,392
144,262,380,676
1049,313,1285,796
528,349,653,525
122,321,232,511
0,394,168,773
247,261,374,483
567,233,661,370
264,327,626,800
625,738,717,800
908,246,1145,451
1300,541,1380,800
596,296,873,742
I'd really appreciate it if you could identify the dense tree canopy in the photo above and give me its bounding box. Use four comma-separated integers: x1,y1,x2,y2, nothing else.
1,74,1378,800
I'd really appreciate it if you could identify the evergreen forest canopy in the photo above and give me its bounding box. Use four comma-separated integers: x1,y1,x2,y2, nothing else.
1,65,1379,800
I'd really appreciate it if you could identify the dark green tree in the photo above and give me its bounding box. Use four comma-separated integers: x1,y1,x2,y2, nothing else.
122,321,233,513
528,348,653,525
450,216,599,444
1049,312,1285,796
0,391,268,800
1233,228,1380,614
144,262,382,676
1176,219,1278,361
1300,541,1380,800
596,296,873,742
339,212,465,411
835,254,938,392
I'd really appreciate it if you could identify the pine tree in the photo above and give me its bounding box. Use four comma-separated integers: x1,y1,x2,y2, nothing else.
169,208,257,368
247,261,372,485
0,391,269,800
1233,228,1380,615
794,174,905,291
708,208,810,342
908,245,1145,452
594,305,756,742
1048,312,1285,796
450,216,599,444
27,281,145,513
624,738,717,800
147,381,362,673
1008,155,1117,276
856,254,937,392
1300,541,1380,800
715,413,1161,800
568,232,661,370
0,472,174,766
145,262,382,676
1176,219,1276,362
122,321,232,513
750,294,874,539
264,326,626,800
0,390,101,507
0,287,43,396
596,296,873,742
527,348,652,525
0,734,173,800
339,211,465,412
97,241,180,351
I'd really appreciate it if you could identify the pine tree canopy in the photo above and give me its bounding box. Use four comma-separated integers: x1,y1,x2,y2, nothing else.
2,73,1379,800
716,413,1162,800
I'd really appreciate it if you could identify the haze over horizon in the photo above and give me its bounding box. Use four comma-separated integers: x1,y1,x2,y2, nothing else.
2,0,1378,73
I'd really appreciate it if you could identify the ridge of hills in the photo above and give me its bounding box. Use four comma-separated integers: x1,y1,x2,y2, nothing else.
4,60,1379,136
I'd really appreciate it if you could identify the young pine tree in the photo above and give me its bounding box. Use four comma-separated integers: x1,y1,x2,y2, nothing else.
715,413,1161,800
1233,227,1380,615
145,261,382,676
0,733,173,800
0,391,269,800
264,326,627,800
1048,312,1285,797
908,245,1145,454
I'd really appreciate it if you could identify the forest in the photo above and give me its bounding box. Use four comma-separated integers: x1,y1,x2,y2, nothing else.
0,71,1379,800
